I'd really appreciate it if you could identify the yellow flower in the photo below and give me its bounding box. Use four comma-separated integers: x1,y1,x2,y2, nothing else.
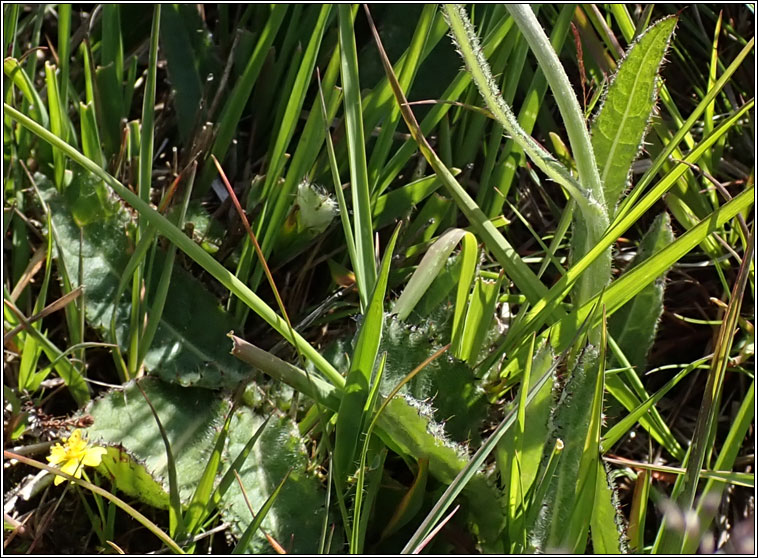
46,429,107,486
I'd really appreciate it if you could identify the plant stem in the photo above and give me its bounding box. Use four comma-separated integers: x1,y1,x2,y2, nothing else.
505,5,605,209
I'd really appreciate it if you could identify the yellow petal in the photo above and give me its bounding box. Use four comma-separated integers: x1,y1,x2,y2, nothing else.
47,444,67,465
60,459,82,478
81,447,107,467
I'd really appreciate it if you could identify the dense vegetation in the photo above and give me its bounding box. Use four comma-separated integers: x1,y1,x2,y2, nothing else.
3,4,754,554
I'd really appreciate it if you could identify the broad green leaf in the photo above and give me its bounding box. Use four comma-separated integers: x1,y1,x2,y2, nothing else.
221,409,326,554
88,377,325,554
38,173,249,389
233,326,502,548
592,16,677,214
88,377,229,504
96,445,171,510
378,314,487,444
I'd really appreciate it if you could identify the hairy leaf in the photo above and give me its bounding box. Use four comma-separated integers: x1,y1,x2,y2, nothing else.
591,17,677,214
39,172,248,388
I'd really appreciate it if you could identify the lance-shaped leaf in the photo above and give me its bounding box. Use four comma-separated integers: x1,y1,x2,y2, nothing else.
591,16,677,215
528,343,610,552
609,211,674,373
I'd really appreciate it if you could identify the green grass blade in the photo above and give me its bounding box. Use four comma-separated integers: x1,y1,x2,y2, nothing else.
57,4,71,116
97,5,124,156
367,4,437,193
501,186,753,397
373,172,457,229
5,288,89,408
444,5,590,212
366,8,553,308
4,58,49,127
338,4,375,309
246,4,331,292
590,460,624,554
502,333,536,550
608,212,674,373
183,399,236,537
139,5,160,206
44,61,67,189
374,12,513,197
2,4,19,58
451,232,478,355
351,353,387,553
659,225,755,553
603,355,710,450
317,68,358,280
231,471,290,554
197,5,288,194
78,102,104,168
135,381,186,540
206,415,271,519
333,224,400,483
138,163,195,368
4,451,184,554
393,227,466,321
684,380,755,552
458,273,504,364
230,335,344,405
